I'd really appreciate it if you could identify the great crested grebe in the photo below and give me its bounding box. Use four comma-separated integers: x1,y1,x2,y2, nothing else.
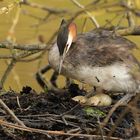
48,19,140,102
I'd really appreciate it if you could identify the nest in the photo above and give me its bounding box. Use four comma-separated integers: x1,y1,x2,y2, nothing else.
0,84,139,140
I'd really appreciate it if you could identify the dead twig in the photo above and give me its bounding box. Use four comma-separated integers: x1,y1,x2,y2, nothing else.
0,119,123,140
0,42,48,51
102,94,135,129
115,11,135,36
71,0,99,28
120,0,140,17
7,5,21,42
0,59,16,88
97,116,105,140
0,99,25,127
21,0,69,15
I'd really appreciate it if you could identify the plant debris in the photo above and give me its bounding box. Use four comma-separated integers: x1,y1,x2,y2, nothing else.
0,84,139,140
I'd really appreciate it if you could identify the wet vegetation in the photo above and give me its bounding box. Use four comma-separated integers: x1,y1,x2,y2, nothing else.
0,0,140,139
0,85,139,140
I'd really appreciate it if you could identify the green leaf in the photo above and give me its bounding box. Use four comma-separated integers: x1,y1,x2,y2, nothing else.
83,107,106,118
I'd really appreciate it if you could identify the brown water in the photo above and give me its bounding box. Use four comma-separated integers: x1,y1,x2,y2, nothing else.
0,0,140,92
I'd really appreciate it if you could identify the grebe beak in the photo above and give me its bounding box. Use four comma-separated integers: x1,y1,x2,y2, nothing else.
58,22,77,74
58,56,64,74
58,34,73,74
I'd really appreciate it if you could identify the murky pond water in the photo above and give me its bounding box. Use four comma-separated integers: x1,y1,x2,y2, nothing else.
0,0,140,92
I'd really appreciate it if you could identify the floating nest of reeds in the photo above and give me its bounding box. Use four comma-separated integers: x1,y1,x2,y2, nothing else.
0,84,139,140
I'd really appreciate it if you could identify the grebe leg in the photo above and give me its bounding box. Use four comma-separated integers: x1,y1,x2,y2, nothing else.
36,64,57,90
36,64,72,90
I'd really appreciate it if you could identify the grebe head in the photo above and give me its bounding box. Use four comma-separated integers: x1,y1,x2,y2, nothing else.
57,19,77,74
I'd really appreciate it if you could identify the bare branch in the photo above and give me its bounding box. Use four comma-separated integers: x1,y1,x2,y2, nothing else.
21,0,69,14
0,119,123,140
0,59,16,88
7,6,21,42
71,0,99,28
0,99,25,127
0,42,48,51
120,0,140,17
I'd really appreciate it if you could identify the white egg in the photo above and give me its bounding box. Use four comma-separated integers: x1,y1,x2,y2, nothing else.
86,94,112,106
72,96,87,104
